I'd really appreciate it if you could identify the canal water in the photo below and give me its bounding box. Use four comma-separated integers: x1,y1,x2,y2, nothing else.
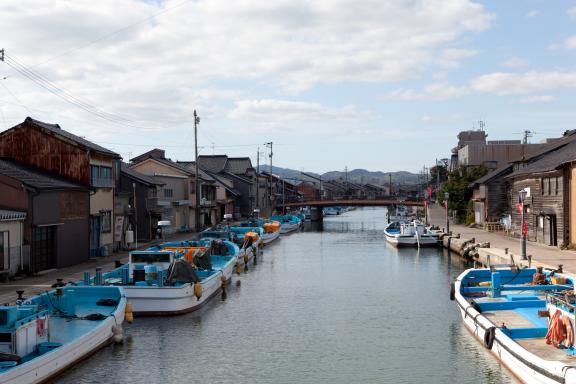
57,207,515,383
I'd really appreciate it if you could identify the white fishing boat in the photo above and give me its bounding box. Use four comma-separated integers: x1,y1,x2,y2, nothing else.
383,220,437,247
387,205,414,222
91,241,236,316
453,266,576,384
0,286,126,384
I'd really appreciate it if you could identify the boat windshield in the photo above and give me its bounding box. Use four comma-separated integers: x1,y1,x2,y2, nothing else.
131,253,171,264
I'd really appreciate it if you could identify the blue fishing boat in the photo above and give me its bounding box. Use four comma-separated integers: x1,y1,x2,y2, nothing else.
270,214,302,234
202,226,262,269
237,218,281,245
453,266,576,383
81,240,236,316
0,286,126,384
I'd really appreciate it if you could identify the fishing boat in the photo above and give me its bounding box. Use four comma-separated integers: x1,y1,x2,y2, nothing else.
82,240,236,316
201,227,262,270
0,286,126,384
323,206,342,216
271,214,302,234
383,220,437,247
453,266,576,384
238,218,280,245
387,205,414,222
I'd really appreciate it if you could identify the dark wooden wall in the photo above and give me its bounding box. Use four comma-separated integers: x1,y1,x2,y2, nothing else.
0,125,90,185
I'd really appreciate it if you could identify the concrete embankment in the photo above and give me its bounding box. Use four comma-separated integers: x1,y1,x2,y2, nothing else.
435,231,565,272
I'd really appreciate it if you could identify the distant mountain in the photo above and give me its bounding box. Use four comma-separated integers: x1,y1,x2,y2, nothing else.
258,165,419,185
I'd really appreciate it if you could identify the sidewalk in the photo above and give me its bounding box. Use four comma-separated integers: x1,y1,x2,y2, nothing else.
428,204,576,273
0,231,198,304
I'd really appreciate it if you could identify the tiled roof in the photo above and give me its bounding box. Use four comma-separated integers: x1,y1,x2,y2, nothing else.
0,158,88,191
224,157,254,175
121,162,163,186
197,155,229,173
0,209,26,221
508,140,576,178
203,170,242,196
22,117,120,158
470,164,513,187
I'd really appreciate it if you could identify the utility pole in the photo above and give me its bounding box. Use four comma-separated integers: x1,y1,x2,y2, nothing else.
523,130,533,145
345,166,348,197
194,110,200,232
256,147,260,212
132,182,138,249
266,142,274,214
436,158,440,202
389,174,392,197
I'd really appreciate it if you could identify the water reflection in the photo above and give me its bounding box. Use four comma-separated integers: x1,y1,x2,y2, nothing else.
57,207,514,384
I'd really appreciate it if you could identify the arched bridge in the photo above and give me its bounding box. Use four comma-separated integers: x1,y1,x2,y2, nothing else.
279,199,425,208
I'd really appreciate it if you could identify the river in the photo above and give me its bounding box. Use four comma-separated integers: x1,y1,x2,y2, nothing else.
57,207,515,383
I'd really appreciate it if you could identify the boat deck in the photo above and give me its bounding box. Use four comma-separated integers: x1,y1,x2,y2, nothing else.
469,292,576,363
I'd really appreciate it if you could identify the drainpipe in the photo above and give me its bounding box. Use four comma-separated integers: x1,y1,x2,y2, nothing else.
19,220,23,271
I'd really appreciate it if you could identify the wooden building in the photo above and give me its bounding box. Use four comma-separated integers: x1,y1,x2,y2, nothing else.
0,159,90,275
469,165,513,226
0,117,120,256
115,163,164,244
506,139,576,247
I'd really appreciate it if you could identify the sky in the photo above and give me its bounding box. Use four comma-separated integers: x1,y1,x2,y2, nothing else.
1,1,576,173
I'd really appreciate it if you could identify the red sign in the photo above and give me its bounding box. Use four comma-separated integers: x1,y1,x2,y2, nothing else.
516,203,523,214
523,222,528,236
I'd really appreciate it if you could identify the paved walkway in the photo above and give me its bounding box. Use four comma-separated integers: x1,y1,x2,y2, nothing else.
428,204,576,273
0,232,197,304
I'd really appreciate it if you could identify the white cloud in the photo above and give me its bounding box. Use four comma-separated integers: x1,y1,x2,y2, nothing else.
502,57,528,68
526,10,541,18
437,49,478,69
0,0,493,133
568,7,576,21
518,95,555,104
470,71,576,95
565,35,576,49
384,83,469,101
228,99,367,122
385,71,576,101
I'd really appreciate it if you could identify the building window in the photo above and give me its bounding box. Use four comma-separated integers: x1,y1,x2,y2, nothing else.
90,165,99,185
100,166,112,181
91,165,113,187
101,211,112,233
164,188,174,198
542,178,549,196
555,177,560,195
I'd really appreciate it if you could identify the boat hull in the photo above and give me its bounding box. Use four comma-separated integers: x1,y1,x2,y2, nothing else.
384,231,437,247
280,222,300,234
455,269,576,384
261,230,280,244
126,261,234,316
0,295,126,384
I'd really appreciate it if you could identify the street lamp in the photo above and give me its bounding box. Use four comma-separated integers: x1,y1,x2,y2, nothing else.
444,192,450,233
519,189,528,260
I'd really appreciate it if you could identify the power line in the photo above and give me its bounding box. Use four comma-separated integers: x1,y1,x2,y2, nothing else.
10,0,195,71
0,80,34,115
3,54,146,128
